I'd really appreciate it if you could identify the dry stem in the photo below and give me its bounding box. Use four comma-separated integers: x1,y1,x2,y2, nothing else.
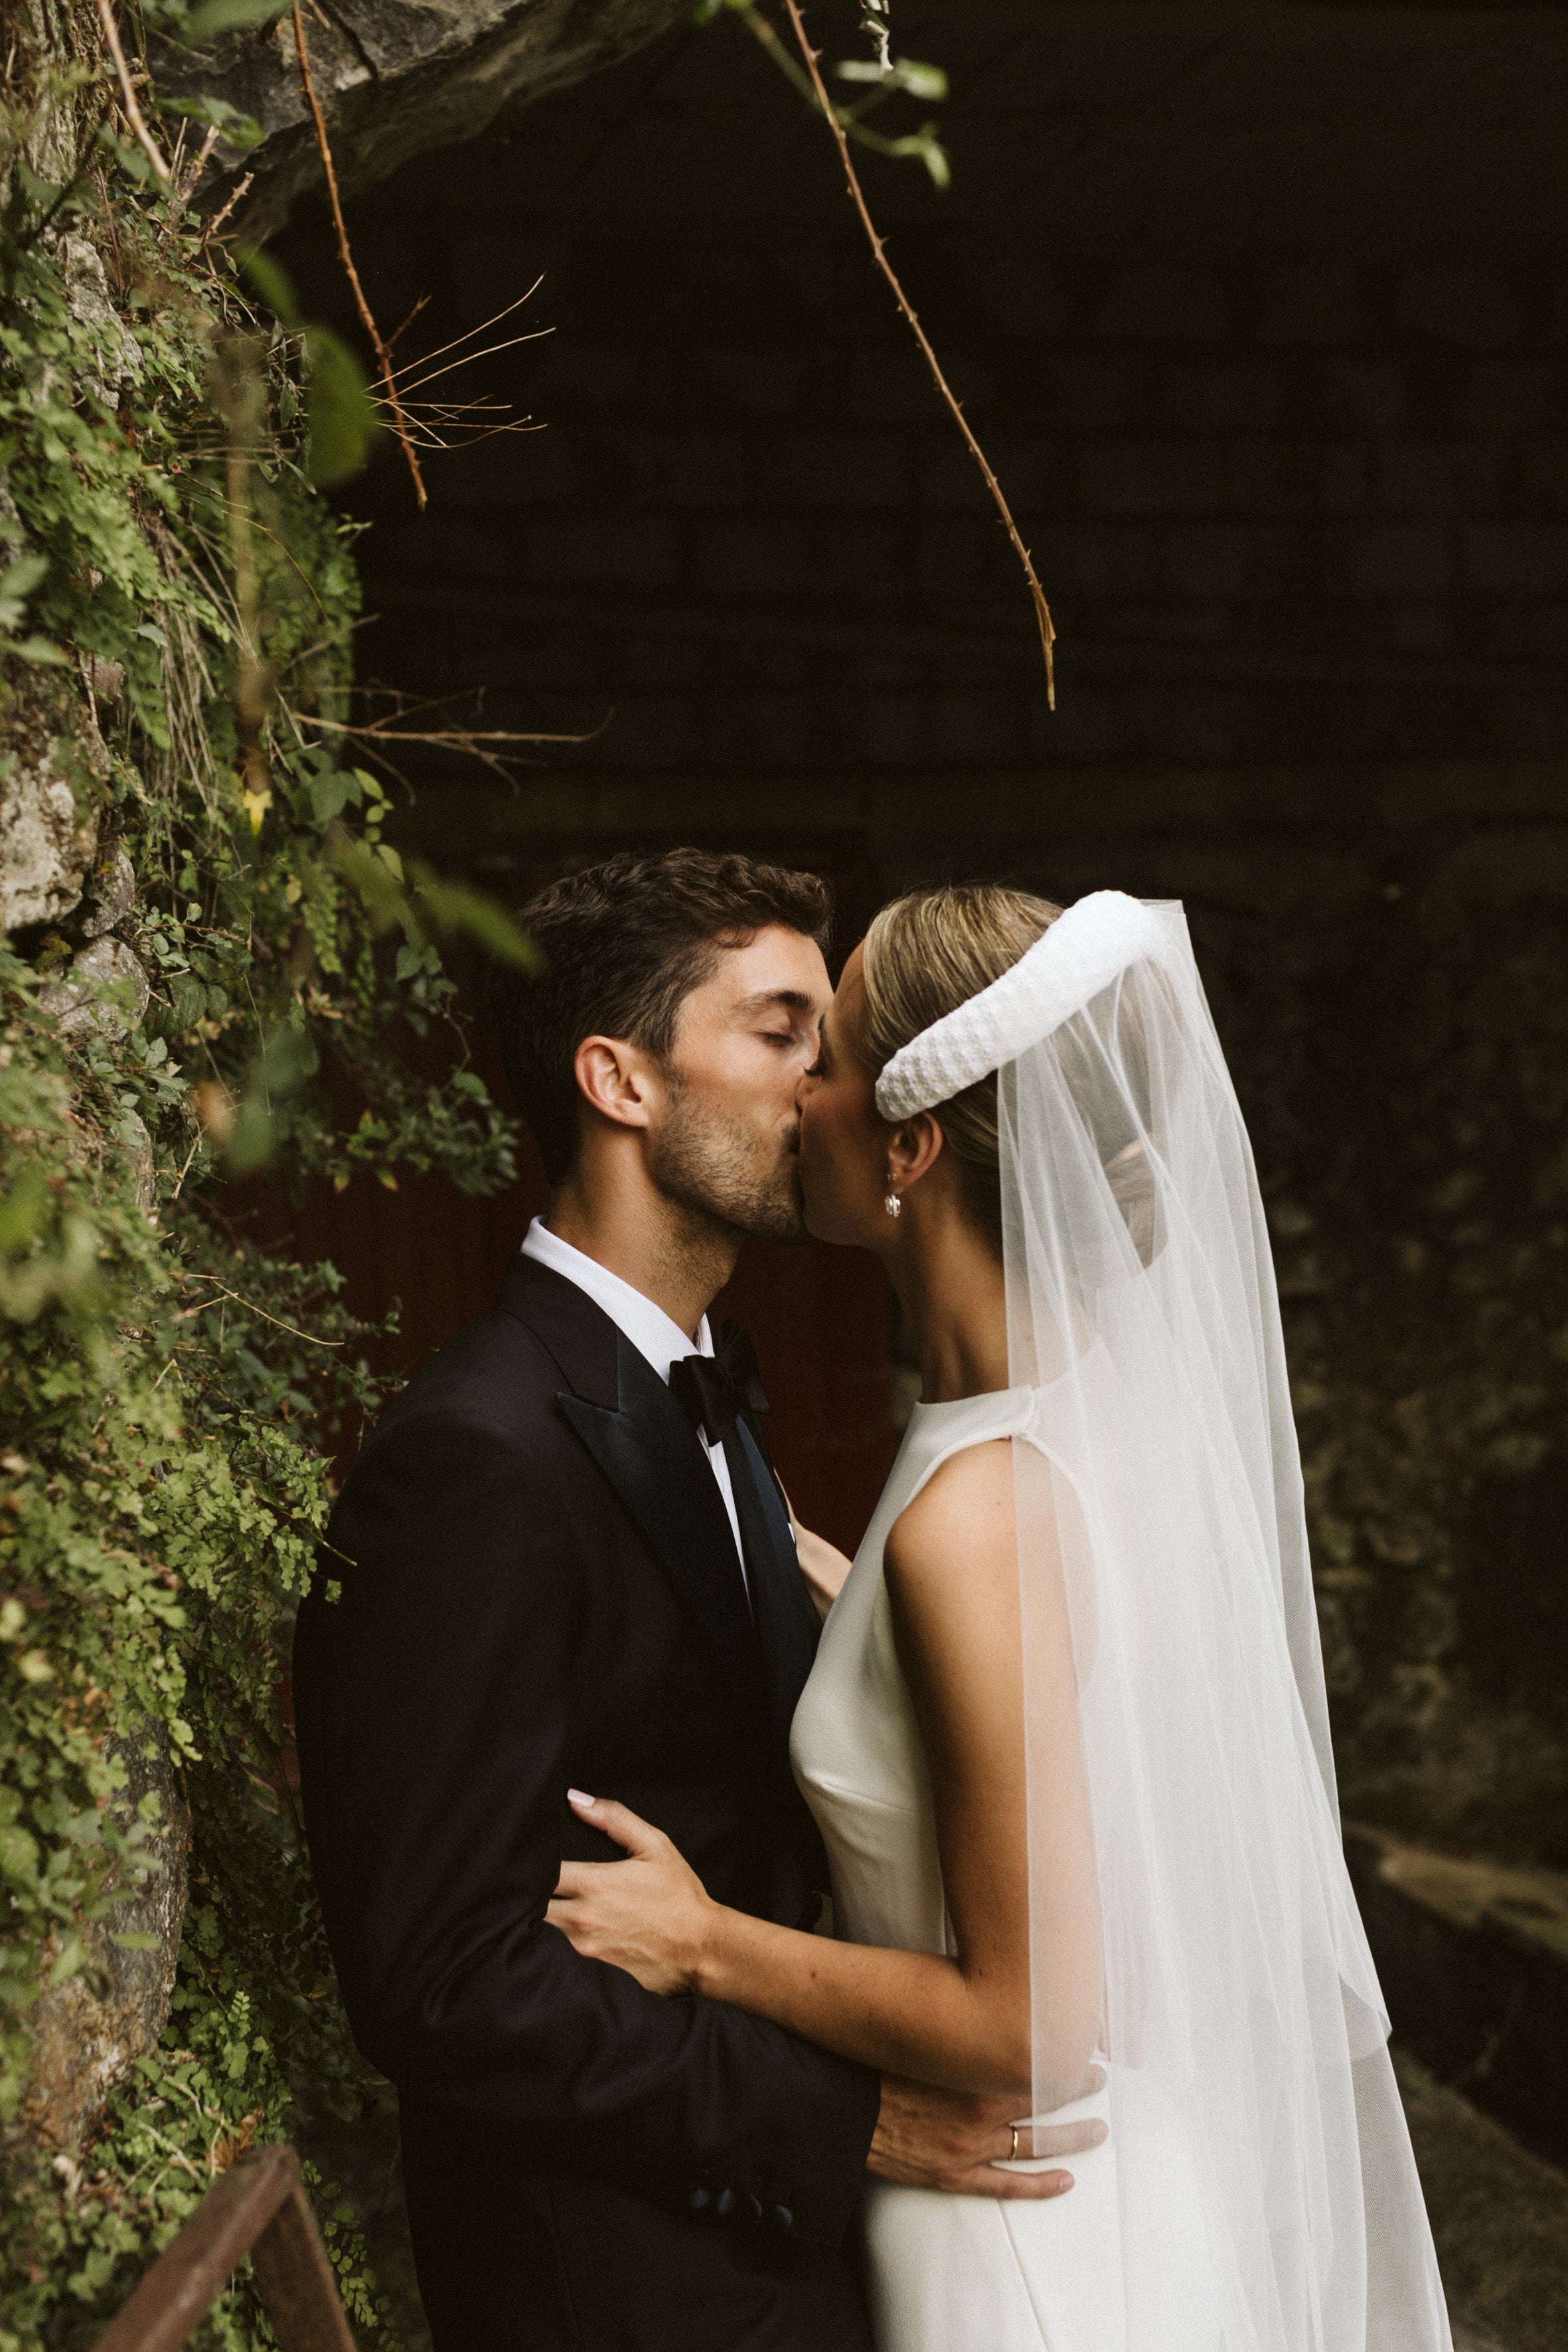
291,2,428,508
95,0,171,183
217,354,273,829
176,1279,344,1347
781,0,1056,704
177,122,222,207
292,703,603,784
303,716,597,747
200,171,253,246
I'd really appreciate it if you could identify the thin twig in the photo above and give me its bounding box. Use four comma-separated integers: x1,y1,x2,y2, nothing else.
382,283,544,378
169,1127,204,1201
391,408,541,455
177,121,222,207
176,1282,345,1347
214,341,272,826
297,712,603,747
94,0,171,183
291,2,427,508
200,171,253,246
388,326,552,401
386,292,432,354
779,0,1056,704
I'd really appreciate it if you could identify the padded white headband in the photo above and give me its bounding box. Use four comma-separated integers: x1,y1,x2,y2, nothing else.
874,890,1168,1121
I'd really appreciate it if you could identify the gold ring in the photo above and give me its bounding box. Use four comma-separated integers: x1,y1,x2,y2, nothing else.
1009,2125,1020,2163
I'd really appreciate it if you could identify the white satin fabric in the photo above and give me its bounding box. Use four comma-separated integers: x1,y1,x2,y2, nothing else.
793,1392,1214,2351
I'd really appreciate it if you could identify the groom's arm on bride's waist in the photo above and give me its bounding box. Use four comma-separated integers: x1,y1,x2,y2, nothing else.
291,1405,879,2246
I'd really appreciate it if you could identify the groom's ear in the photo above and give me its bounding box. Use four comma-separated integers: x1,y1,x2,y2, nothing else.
572,1034,662,1133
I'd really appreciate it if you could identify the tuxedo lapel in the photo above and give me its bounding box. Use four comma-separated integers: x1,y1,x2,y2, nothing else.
727,1421,820,1743
499,1251,619,1409
500,1254,763,1720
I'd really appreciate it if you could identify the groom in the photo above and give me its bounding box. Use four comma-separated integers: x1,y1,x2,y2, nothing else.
293,848,1090,2352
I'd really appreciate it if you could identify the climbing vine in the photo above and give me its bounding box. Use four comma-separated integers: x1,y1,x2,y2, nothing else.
0,14,526,2343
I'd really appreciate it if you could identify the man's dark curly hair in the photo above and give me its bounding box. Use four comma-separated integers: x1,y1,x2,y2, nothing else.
495,848,833,1184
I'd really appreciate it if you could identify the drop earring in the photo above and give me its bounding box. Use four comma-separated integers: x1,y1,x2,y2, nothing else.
884,1189,902,1219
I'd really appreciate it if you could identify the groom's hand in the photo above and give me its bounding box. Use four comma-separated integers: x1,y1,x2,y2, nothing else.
868,2071,1107,2201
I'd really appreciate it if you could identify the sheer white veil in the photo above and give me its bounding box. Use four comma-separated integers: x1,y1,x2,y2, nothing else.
877,892,1452,2352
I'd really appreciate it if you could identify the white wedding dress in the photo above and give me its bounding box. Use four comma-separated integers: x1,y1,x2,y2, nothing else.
786,894,1452,2352
791,1389,1210,2352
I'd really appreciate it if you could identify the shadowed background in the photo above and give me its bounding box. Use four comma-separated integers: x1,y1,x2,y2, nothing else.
249,9,1568,2341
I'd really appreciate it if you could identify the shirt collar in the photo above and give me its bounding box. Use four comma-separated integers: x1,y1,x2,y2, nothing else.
520,1217,713,1388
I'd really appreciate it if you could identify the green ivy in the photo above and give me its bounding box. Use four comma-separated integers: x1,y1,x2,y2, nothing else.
0,31,520,2347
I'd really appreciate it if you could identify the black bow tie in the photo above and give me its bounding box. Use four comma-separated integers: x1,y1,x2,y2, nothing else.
670,1318,771,1449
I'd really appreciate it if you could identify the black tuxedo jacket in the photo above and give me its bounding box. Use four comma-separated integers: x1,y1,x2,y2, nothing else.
292,1253,880,2351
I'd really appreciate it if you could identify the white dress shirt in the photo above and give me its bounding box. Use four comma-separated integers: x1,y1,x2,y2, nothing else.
520,1217,748,1589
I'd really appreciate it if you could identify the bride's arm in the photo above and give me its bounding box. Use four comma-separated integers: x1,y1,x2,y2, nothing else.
548,1442,1101,2107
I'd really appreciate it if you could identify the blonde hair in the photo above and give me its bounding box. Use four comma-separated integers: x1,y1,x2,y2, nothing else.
860,884,1062,1245
860,882,1161,1264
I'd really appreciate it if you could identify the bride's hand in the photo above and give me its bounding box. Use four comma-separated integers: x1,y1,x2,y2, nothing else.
793,1520,854,1621
546,1791,717,1996
777,1480,853,1622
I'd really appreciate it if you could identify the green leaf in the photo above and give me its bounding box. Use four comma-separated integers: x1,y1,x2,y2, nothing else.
881,125,950,188
238,246,299,327
0,552,48,625
178,0,292,43
222,1097,275,1176
0,634,68,666
303,326,380,488
836,56,949,101
0,1164,48,1255
309,767,355,826
410,868,540,974
166,94,266,150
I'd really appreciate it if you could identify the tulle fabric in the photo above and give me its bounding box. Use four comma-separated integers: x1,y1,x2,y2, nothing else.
1000,902,1451,2352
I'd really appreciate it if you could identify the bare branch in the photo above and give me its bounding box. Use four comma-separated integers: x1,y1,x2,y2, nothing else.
94,0,171,183
779,0,1056,704
386,283,544,378
200,171,253,246
298,714,603,747
291,3,428,508
388,325,553,402
175,1279,345,1347
177,122,222,206
386,292,432,354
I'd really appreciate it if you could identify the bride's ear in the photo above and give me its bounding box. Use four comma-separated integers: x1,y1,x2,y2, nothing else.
889,1111,944,1194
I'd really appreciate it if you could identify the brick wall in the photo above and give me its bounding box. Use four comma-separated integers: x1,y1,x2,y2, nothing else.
272,6,1568,1858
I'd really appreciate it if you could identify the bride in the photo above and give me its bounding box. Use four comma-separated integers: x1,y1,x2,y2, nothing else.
546,884,1454,2352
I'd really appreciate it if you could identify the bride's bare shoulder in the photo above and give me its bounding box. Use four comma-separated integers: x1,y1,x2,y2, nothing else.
884,1441,1016,1603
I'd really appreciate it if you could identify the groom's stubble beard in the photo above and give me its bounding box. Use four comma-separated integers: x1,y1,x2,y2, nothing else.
645,1068,807,1249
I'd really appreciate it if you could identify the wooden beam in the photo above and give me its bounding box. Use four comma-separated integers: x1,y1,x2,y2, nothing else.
92,2145,356,2352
